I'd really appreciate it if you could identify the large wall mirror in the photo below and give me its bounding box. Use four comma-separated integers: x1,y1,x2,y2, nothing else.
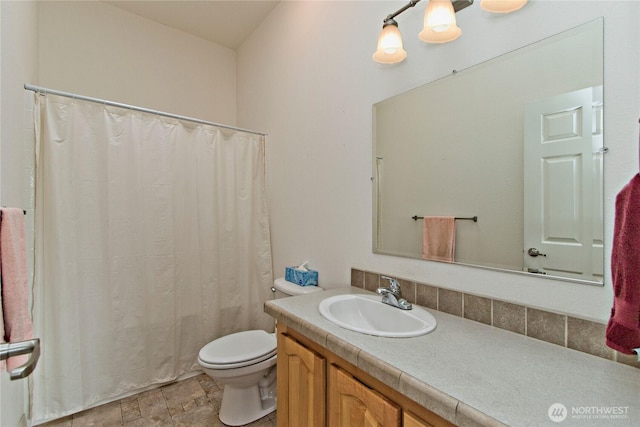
373,18,604,286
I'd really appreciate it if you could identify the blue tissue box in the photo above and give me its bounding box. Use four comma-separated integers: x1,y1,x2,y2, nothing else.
285,267,318,286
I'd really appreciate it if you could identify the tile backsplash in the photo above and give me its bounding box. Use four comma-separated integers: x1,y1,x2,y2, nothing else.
351,268,639,369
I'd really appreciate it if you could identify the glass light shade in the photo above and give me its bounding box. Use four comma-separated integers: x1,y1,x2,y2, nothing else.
480,0,528,13
372,23,407,64
418,0,461,44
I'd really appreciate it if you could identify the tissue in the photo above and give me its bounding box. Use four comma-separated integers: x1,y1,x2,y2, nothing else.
285,262,318,286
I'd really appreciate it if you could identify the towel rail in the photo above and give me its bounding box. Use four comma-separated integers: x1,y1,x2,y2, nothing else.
411,215,478,222
0,209,27,219
0,338,40,380
412,215,478,222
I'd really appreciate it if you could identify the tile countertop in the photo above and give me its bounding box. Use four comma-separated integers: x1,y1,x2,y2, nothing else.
264,287,640,427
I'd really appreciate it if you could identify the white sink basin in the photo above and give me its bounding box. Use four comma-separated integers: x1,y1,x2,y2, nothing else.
318,294,437,338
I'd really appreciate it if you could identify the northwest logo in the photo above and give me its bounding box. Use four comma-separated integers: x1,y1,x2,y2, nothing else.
548,403,568,423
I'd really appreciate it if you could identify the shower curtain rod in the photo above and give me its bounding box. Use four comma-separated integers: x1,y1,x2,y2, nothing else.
24,84,268,137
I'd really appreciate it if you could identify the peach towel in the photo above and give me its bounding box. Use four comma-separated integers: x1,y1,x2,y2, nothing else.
422,216,456,262
0,208,33,371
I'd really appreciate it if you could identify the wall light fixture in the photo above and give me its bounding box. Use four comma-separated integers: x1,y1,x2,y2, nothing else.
373,0,528,64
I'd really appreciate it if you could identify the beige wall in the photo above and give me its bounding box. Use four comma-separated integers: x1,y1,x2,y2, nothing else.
237,1,640,322
38,0,237,124
1,0,38,207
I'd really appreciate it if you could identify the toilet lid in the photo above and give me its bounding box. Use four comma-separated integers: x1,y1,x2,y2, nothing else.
199,330,276,365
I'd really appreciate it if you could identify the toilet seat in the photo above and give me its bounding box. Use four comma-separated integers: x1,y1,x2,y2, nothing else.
198,330,276,370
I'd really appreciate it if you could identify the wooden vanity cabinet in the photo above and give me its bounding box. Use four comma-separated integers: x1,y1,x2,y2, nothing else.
277,331,326,427
277,325,454,427
329,365,401,426
404,411,437,427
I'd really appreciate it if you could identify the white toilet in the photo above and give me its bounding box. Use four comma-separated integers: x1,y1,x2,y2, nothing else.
198,277,323,426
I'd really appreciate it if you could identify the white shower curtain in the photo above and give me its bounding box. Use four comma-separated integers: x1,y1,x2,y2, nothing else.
31,93,273,423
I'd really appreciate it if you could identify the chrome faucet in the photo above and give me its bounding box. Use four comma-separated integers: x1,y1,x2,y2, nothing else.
377,276,412,310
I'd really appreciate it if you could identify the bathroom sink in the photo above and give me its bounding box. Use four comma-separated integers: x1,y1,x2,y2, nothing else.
318,294,437,338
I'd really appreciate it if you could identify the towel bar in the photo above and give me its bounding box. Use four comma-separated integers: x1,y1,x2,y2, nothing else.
0,209,27,219
0,338,40,380
412,215,478,222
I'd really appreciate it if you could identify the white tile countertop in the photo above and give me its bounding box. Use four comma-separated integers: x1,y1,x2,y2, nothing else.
264,287,640,426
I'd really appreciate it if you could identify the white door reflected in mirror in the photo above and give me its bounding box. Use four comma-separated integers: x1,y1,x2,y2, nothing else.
523,87,604,282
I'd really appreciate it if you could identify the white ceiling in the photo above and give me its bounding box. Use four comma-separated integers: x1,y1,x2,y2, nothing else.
104,1,280,50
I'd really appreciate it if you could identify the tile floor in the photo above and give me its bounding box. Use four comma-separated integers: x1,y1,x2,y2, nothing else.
39,374,276,427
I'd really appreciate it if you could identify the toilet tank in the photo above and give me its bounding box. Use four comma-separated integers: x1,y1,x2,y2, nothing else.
273,277,323,299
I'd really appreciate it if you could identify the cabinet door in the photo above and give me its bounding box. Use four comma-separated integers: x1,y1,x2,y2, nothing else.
328,365,401,427
404,411,436,427
277,333,326,427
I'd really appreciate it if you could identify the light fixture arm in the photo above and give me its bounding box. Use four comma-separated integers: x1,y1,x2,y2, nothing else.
383,0,422,24
383,0,473,25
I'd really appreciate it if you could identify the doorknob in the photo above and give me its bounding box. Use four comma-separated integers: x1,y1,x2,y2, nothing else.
527,248,547,257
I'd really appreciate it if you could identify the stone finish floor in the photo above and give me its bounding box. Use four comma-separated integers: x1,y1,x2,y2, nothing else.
39,374,276,427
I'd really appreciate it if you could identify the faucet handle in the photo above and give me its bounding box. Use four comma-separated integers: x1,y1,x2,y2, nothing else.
397,298,412,310
380,276,400,293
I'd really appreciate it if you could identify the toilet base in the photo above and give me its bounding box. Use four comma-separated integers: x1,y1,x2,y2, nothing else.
219,383,276,426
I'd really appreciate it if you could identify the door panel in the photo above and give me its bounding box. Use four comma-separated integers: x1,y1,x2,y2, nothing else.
277,333,326,427
328,365,400,427
404,411,436,427
524,87,603,281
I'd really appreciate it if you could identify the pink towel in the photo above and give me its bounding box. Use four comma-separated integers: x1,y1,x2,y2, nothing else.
422,216,456,263
0,208,33,370
606,174,640,354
